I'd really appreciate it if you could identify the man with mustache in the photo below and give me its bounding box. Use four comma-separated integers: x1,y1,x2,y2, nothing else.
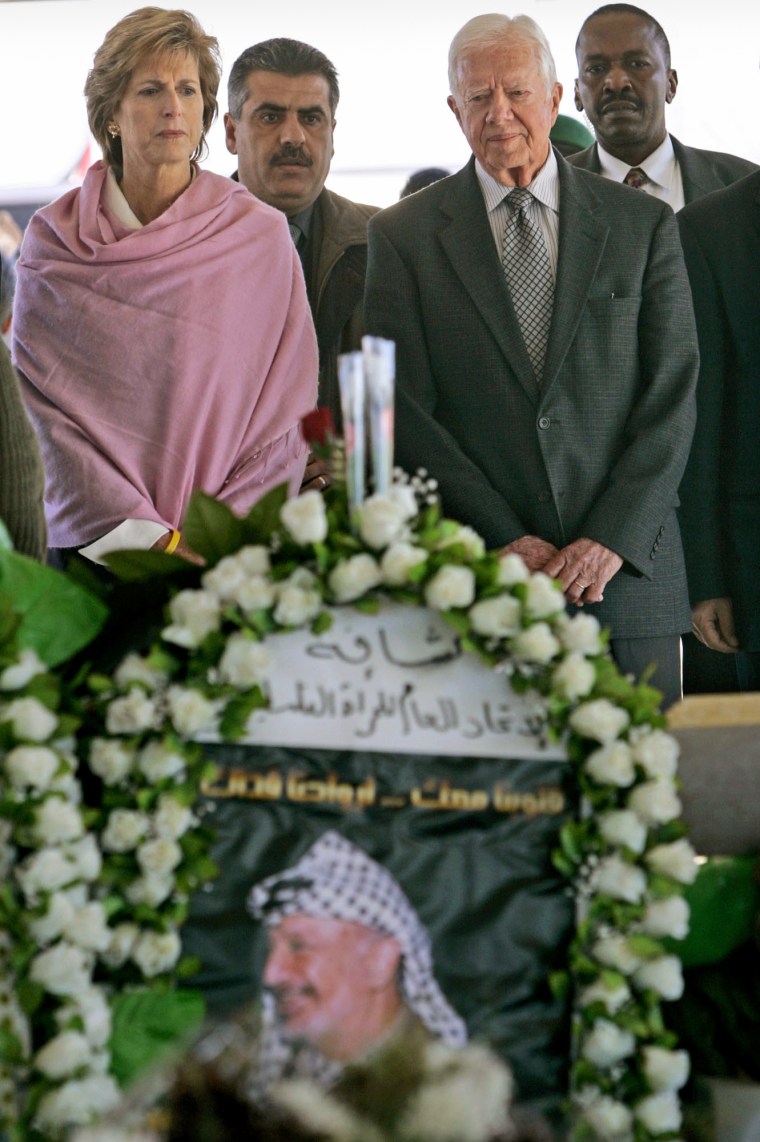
569,4,756,207
569,3,757,694
225,39,378,445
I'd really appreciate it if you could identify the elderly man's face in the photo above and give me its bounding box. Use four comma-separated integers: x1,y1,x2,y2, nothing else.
263,914,401,1058
574,12,677,161
447,37,561,187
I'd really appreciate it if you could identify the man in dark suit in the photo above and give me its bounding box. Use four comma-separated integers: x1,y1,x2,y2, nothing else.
364,12,699,708
677,172,760,691
569,4,757,207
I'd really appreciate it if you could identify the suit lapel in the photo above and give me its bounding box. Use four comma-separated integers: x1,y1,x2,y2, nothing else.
541,159,609,396
438,161,539,400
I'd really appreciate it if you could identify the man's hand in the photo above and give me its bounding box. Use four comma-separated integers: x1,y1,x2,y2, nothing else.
502,535,560,572
542,538,623,605
300,450,331,494
691,597,739,653
151,531,205,566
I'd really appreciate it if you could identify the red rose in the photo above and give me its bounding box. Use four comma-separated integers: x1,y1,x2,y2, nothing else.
301,408,336,447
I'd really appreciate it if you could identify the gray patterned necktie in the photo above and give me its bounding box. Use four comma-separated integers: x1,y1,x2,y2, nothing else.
288,221,302,246
501,188,554,383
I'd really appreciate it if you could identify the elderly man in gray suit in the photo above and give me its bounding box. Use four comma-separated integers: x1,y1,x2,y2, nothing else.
364,12,698,708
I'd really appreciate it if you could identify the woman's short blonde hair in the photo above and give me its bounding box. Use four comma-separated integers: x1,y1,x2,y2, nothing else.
85,7,221,174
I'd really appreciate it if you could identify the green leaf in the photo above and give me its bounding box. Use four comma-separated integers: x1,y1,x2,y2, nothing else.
310,610,334,635
670,855,760,967
219,686,269,741
104,549,193,582
0,551,108,667
0,518,13,552
240,482,289,545
182,492,246,564
109,987,206,1088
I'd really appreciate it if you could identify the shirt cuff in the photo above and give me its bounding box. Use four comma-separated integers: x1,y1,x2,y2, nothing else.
80,519,169,565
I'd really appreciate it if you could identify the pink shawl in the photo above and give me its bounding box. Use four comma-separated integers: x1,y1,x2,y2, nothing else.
13,161,317,548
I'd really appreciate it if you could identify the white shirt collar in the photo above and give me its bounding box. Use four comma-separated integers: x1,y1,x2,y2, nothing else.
596,133,677,193
475,146,560,215
104,165,198,230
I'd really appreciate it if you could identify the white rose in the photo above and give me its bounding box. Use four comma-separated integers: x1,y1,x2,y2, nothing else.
496,552,529,586
34,1029,92,1079
201,554,249,601
557,612,603,656
579,978,631,1015
273,582,323,627
553,652,596,699
329,554,383,603
30,943,93,996
592,935,642,975
592,855,647,904
634,1091,682,1134
88,738,134,786
380,542,428,586
581,1019,636,1067
640,895,690,940
631,728,680,780
642,1045,690,1093
234,575,277,615
645,839,698,884
280,490,328,545
234,545,271,575
64,903,112,953
113,652,167,691
137,740,187,783
166,685,217,736
388,483,418,521
0,647,47,691
153,794,196,840
627,779,682,825
524,572,564,619
468,594,522,639
105,690,157,735
1,696,58,742
599,809,647,854
424,564,476,611
100,922,140,969
511,622,561,664
32,797,84,844
633,955,684,1000
137,836,183,877
162,589,222,648
584,741,636,787
126,873,175,907
35,1075,120,1132
65,836,103,882
49,767,81,804
17,848,74,901
28,891,76,945
102,808,149,853
436,525,486,560
4,744,59,790
357,494,408,549
570,699,630,744
56,987,112,1048
218,633,271,689
581,1095,634,1140
131,929,182,977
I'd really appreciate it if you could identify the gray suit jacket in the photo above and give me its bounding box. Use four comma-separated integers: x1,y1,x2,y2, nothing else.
364,153,698,639
566,134,758,205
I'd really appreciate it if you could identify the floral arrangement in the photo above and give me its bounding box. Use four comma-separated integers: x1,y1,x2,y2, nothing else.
0,413,698,1141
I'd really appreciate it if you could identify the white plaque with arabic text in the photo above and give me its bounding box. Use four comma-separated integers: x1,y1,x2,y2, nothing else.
231,602,567,761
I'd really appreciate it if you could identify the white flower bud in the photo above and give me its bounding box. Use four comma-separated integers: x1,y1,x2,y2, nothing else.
633,955,684,1000
592,935,642,975
631,728,680,780
579,978,631,1015
599,809,647,854
131,930,182,977
280,491,328,545
581,1019,636,1068
0,647,47,690
137,837,183,877
570,699,630,744
496,553,529,586
585,741,636,787
102,808,149,853
113,652,167,691
137,740,186,783
524,572,564,619
4,744,59,790
34,1030,92,1079
553,652,596,699
642,1045,690,1092
357,494,408,549
634,1091,682,1134
162,589,222,648
380,542,428,586
645,839,698,884
32,797,84,845
30,943,94,997
1,696,58,742
105,690,157,735
581,1094,634,1139
627,779,682,825
218,633,271,689
557,612,603,656
469,594,522,639
88,738,134,785
592,855,647,904
640,895,690,940
329,554,383,603
511,622,561,664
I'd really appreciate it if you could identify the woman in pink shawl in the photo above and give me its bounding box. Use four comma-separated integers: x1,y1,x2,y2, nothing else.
12,7,317,568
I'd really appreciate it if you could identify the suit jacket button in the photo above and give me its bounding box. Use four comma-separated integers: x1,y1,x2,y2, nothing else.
538,416,551,429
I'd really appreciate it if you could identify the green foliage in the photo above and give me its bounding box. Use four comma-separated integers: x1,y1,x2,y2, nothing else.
109,988,206,1089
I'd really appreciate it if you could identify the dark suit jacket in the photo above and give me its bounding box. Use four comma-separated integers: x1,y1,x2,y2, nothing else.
364,153,698,639
677,171,760,650
567,135,758,205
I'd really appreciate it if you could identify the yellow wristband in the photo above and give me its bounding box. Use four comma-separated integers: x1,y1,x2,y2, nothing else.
165,529,181,555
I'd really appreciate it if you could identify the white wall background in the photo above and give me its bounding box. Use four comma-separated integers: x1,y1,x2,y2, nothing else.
1,0,758,207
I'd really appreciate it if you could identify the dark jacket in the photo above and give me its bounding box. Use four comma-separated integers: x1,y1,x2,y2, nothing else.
300,187,378,428
567,134,758,205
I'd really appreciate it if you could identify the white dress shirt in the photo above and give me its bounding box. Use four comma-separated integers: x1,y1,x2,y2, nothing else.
475,146,561,280
596,134,685,213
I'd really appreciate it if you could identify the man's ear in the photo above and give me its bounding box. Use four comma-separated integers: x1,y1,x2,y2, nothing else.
224,112,238,156
365,936,402,989
573,79,584,113
665,69,678,104
447,93,464,131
